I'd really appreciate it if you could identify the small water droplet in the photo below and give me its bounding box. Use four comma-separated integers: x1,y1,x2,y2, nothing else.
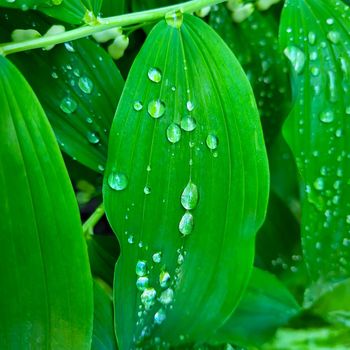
60,96,77,114
86,131,100,144
152,252,162,263
159,271,171,288
166,123,181,143
206,134,218,150
136,276,149,291
134,101,143,111
319,110,335,123
64,41,75,52
180,116,196,131
148,100,165,119
154,308,166,324
284,45,306,74
166,10,183,28
179,211,194,236
127,235,134,244
148,67,162,83
186,101,194,111
78,76,93,94
144,186,151,195
181,182,199,210
136,260,148,277
108,172,128,191
51,71,58,79
141,288,156,309
308,32,316,45
313,177,325,191
327,30,340,44
159,288,174,305
346,106,350,115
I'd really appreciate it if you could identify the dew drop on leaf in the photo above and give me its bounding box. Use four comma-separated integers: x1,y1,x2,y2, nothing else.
86,131,99,144
148,99,165,119
136,276,149,291
148,67,162,83
108,171,128,191
159,288,174,305
181,182,199,210
133,101,143,111
186,100,194,111
166,123,181,143
284,45,306,74
179,211,194,235
166,10,183,29
313,177,325,191
327,30,340,44
159,271,171,288
78,76,93,94
206,134,218,150
144,186,151,195
180,116,196,131
141,288,156,309
60,96,77,114
152,252,162,263
154,308,166,324
136,260,148,277
319,110,335,123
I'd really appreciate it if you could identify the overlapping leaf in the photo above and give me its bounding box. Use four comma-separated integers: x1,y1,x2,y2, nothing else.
103,13,269,349
0,56,93,348
279,0,350,289
210,4,290,146
209,268,300,348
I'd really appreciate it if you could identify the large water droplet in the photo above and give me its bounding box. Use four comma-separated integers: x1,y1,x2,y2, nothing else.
86,131,100,144
284,46,306,74
166,10,183,28
148,100,165,119
78,76,93,94
141,288,156,309
181,182,199,210
167,123,181,143
148,67,162,83
159,288,174,305
319,110,335,123
60,96,77,114
134,101,143,111
327,30,340,44
179,211,194,236
313,177,325,191
206,134,218,150
136,276,149,291
159,271,171,288
108,172,128,191
154,308,166,324
181,116,196,131
136,260,148,276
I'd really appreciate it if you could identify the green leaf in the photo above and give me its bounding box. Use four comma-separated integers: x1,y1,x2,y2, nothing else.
100,0,125,16
103,13,269,349
0,56,93,348
132,0,181,12
209,268,301,347
209,4,291,146
10,37,124,172
279,0,350,285
92,279,118,350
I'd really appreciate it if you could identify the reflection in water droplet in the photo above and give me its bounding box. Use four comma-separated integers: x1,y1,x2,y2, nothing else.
167,123,181,143
159,271,171,288
154,308,166,324
108,172,128,191
148,67,162,83
181,116,196,131
134,101,143,111
136,260,148,277
319,110,335,123
181,182,199,210
87,131,100,144
179,211,194,235
284,45,306,74
166,10,183,28
78,76,93,94
136,276,149,291
60,96,77,114
148,100,166,119
206,134,218,150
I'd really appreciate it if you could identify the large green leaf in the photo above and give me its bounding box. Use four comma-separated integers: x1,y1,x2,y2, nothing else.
103,13,269,349
279,0,350,286
132,0,182,12
0,56,93,348
209,268,301,348
209,4,290,146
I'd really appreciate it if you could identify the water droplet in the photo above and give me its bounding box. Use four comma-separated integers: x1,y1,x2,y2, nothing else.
154,308,166,324
186,101,194,111
51,71,58,79
136,276,149,291
166,123,181,144
346,215,350,224
78,76,93,94
180,116,196,131
134,101,143,111
346,106,350,115
86,131,100,144
136,260,148,277
284,46,306,74
144,186,151,195
159,288,174,305
308,32,316,45
60,96,77,114
159,271,171,288
166,10,183,28
206,134,218,150
64,41,75,52
148,67,162,83
319,110,335,123
141,288,156,309
152,252,162,263
327,30,340,44
313,177,325,191
127,235,134,244
148,100,165,119
177,253,184,265
179,211,194,236
108,172,128,191
181,182,199,210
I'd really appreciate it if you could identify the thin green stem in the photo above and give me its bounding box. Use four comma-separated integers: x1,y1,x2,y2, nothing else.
82,203,105,238
0,0,225,56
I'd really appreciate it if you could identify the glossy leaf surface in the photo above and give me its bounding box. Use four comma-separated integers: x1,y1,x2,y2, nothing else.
210,268,301,347
280,0,350,285
104,14,269,349
0,56,93,349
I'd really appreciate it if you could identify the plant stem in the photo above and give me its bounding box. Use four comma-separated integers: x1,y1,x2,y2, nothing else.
0,0,226,56
82,203,105,238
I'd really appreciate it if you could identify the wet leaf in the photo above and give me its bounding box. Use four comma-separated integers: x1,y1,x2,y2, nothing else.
103,13,269,349
0,56,93,348
279,0,350,286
